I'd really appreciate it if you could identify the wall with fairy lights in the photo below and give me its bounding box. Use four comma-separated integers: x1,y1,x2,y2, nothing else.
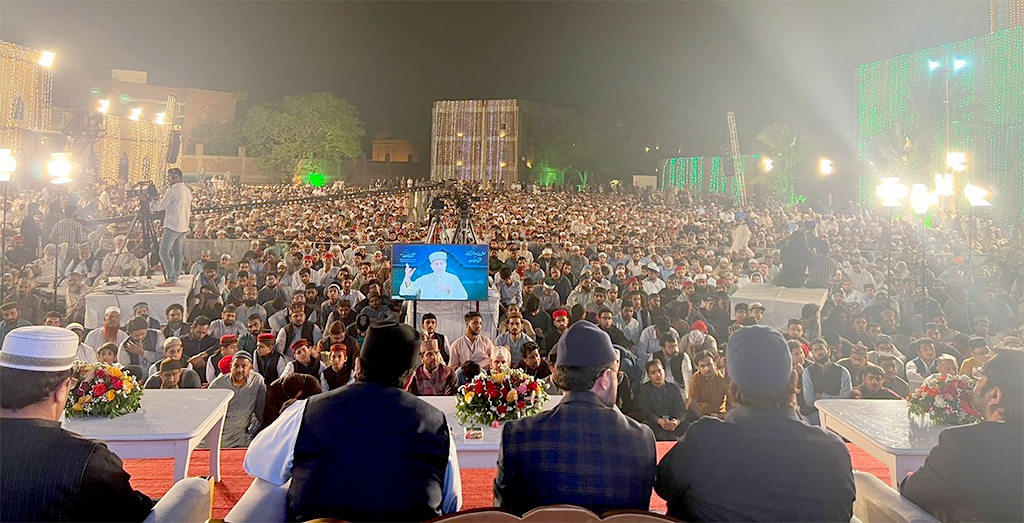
431,99,520,186
95,95,181,187
0,41,54,153
661,155,748,204
857,26,1024,215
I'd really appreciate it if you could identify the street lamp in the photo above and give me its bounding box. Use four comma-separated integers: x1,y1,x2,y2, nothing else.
762,157,774,172
0,149,16,290
876,177,908,284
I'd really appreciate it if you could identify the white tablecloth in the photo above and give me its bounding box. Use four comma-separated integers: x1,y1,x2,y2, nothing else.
421,394,564,469
63,388,233,482
730,283,828,330
83,275,194,328
816,399,945,487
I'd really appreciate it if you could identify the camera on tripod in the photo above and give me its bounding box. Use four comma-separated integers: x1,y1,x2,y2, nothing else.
127,181,159,200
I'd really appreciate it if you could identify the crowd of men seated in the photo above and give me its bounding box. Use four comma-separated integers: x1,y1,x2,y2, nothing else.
1,181,1022,522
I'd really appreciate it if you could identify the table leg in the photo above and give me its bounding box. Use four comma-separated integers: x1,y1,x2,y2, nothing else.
173,440,192,483
207,415,225,482
884,454,900,489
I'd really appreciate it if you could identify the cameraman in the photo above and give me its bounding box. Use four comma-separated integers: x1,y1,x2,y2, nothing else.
150,168,193,287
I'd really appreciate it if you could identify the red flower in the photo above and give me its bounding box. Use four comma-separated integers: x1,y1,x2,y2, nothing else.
110,378,123,389
475,382,484,394
496,405,507,415
92,383,107,396
517,400,526,409
96,370,106,379
529,382,539,392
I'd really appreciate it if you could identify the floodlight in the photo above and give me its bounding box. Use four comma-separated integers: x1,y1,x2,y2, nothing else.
0,149,16,182
47,153,73,184
910,184,938,215
819,158,834,175
964,184,992,207
38,51,55,67
946,152,966,172
98,99,110,114
953,59,967,70
876,177,908,207
928,60,941,71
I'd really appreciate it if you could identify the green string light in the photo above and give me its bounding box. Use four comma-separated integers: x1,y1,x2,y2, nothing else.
858,26,1023,215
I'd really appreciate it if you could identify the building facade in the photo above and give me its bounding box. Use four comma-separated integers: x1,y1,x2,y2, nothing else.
430,99,577,186
77,69,237,154
0,41,56,155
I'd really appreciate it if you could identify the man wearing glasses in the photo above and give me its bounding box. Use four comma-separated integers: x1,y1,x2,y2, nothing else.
901,348,1023,522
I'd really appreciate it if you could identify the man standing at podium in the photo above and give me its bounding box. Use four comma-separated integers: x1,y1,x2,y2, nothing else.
400,251,468,300
0,326,154,521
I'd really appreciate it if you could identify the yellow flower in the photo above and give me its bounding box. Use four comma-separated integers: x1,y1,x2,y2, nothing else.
105,391,116,401
72,402,84,411
464,391,475,403
492,372,506,383
108,367,122,378
506,389,518,403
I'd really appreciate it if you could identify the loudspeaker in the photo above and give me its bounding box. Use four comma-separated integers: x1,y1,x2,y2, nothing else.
166,130,181,163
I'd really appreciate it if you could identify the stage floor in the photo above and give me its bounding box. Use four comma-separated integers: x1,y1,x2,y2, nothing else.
81,274,194,328
123,443,892,519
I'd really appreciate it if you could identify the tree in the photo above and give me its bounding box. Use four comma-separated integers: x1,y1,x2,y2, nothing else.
189,120,241,156
243,93,365,182
754,123,819,205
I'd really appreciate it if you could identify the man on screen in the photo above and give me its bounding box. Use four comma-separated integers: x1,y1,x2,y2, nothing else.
400,251,469,300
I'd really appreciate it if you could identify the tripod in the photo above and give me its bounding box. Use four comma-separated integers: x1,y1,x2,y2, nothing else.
451,207,479,245
123,198,159,279
425,198,449,244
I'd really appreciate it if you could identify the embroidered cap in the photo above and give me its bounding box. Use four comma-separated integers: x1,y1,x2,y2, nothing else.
428,251,447,263
0,326,80,372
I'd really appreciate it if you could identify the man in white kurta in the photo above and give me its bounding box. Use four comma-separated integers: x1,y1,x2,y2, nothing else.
400,251,469,300
209,351,266,448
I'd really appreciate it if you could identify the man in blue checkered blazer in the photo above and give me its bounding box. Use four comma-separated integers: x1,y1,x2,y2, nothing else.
494,321,657,516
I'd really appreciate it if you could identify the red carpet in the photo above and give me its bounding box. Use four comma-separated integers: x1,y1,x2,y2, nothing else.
123,443,892,519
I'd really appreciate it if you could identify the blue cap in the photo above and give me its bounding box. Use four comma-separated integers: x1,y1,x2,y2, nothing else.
726,325,793,392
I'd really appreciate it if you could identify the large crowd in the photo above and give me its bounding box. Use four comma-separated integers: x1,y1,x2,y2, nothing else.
1,178,1022,522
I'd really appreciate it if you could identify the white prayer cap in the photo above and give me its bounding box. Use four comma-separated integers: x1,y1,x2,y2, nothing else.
0,326,80,372
66,323,85,332
428,251,447,262
104,306,121,316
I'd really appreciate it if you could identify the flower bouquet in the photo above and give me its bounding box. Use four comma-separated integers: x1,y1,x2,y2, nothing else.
455,367,550,428
907,374,981,427
65,362,143,418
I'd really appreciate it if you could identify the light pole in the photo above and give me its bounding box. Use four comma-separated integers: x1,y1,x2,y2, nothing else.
0,149,16,295
929,58,967,209
876,177,908,286
963,184,991,323
47,152,74,309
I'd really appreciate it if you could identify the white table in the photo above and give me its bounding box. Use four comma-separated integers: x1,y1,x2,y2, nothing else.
64,388,233,483
816,399,946,488
422,395,564,469
82,275,194,328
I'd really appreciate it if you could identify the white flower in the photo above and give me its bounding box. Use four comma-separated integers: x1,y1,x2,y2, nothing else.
934,396,946,408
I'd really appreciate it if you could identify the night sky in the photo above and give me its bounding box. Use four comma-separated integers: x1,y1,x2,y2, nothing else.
1,1,988,160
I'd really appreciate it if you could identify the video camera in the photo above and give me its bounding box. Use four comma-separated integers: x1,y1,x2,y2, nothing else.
127,180,159,200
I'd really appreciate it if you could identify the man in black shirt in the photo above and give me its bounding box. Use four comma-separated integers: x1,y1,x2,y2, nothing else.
1,326,154,522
